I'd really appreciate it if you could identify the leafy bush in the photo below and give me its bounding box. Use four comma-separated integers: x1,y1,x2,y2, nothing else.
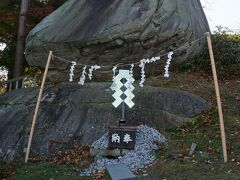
203,33,239,79
177,31,240,80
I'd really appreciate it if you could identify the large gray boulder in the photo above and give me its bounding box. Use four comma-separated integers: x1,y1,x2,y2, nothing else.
0,83,209,160
25,0,209,83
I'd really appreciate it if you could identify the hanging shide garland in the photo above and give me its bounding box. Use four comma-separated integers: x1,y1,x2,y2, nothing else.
53,33,208,87
54,36,208,87
65,53,172,87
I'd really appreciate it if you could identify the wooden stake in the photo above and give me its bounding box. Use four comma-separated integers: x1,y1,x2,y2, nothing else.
25,51,53,163
206,32,228,162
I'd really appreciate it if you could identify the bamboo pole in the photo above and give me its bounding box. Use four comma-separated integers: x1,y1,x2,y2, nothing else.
25,51,53,163
206,32,228,163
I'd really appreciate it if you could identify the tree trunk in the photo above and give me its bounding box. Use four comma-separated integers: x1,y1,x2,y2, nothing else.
13,0,30,78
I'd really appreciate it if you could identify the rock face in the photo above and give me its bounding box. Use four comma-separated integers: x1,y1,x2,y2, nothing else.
25,0,209,83
0,83,209,160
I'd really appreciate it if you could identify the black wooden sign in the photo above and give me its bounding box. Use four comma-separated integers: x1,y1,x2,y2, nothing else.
108,126,136,150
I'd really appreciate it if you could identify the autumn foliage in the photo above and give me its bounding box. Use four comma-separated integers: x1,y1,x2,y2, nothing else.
0,0,66,77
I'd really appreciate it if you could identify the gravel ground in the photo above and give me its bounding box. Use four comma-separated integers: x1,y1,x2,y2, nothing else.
80,125,167,176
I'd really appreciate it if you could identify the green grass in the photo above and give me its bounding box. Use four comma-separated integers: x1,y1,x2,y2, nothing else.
11,161,82,180
144,111,240,179
144,72,240,179
146,159,240,179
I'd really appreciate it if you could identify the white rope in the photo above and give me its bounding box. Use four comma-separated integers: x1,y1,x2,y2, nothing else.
49,35,206,86
51,35,205,68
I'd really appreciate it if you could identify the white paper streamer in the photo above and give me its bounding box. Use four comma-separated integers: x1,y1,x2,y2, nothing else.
129,64,134,77
112,66,117,79
127,64,135,87
88,65,101,80
138,56,161,87
78,66,87,85
69,61,76,82
65,53,168,87
164,51,174,78
154,56,161,62
110,66,118,91
139,59,147,87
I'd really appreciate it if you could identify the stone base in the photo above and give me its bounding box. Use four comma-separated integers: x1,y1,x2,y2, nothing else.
90,148,130,159
106,164,137,180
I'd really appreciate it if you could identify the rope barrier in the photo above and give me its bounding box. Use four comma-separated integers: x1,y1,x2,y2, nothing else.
51,35,206,68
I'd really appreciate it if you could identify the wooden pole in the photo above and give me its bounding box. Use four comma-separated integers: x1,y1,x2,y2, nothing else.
25,51,53,163
14,0,30,78
206,32,228,162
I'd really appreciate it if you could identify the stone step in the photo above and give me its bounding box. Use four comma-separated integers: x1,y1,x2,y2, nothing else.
106,164,137,180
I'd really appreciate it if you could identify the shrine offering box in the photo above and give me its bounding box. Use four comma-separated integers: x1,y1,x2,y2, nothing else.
108,126,136,150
